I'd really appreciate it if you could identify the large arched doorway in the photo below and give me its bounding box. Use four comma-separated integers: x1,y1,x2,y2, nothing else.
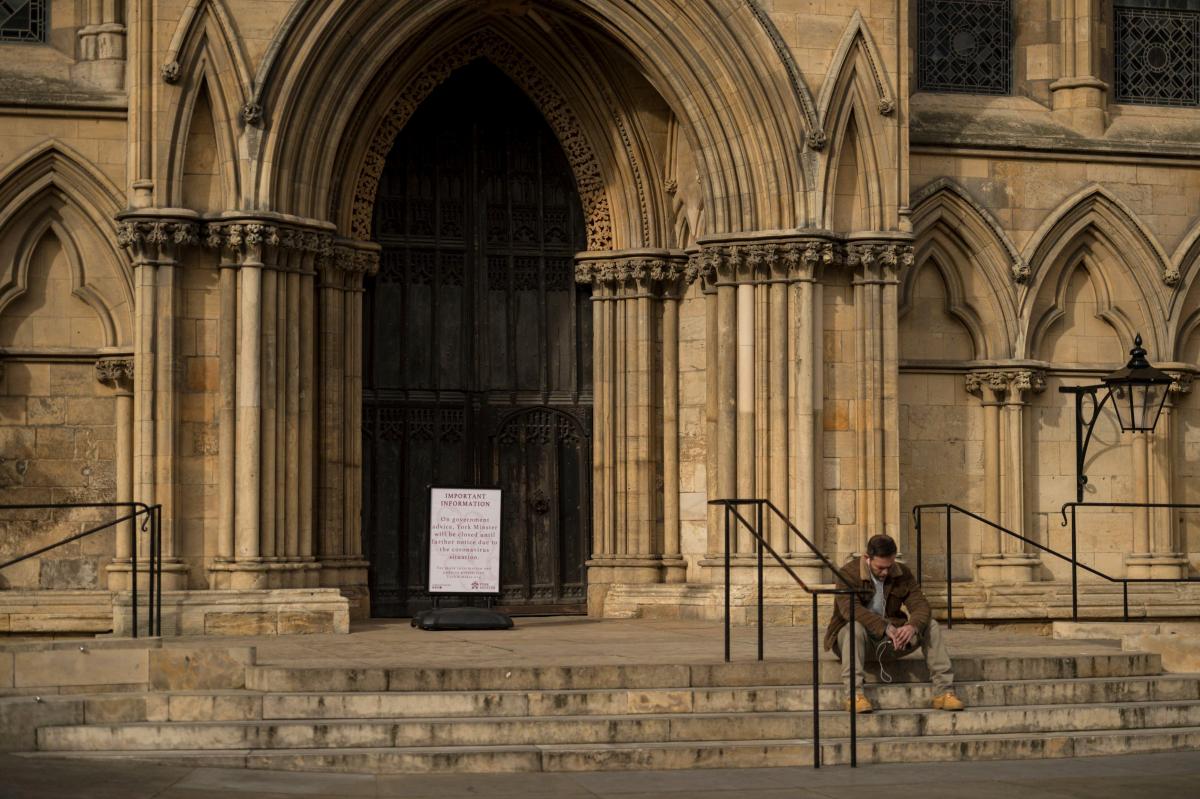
362,60,593,617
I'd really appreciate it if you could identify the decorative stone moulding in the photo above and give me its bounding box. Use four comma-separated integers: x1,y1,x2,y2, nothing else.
690,236,843,287
201,220,352,272
95,357,134,389
351,28,613,249
116,217,199,261
965,368,1048,399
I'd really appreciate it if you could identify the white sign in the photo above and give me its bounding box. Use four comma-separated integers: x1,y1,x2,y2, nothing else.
428,488,503,594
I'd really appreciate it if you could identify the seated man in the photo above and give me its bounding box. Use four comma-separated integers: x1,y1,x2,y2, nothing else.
823,533,964,713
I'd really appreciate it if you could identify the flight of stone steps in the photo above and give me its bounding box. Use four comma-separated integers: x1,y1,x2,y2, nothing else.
18,649,1200,772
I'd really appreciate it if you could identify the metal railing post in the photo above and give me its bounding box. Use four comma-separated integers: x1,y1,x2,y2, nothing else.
915,508,923,585
848,595,857,768
131,513,139,639
155,506,163,636
724,503,731,663
757,501,764,662
1123,581,1129,622
148,508,156,638
945,507,953,629
1071,505,1078,622
812,592,820,769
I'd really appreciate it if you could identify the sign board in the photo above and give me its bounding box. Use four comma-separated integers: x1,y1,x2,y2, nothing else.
428,487,503,594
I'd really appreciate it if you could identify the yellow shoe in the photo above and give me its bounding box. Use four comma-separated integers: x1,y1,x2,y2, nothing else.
931,691,965,711
842,694,874,714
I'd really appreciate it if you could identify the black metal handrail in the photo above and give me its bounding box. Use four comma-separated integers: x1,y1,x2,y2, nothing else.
0,502,163,637
911,501,1200,625
710,497,869,769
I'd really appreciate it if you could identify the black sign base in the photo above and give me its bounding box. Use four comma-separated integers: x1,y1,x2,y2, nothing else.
411,606,514,631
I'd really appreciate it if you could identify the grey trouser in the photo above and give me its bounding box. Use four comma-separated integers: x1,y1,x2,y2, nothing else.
837,618,954,695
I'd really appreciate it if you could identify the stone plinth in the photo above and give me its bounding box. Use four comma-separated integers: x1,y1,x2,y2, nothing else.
972,554,1042,584
0,590,115,635
112,589,350,637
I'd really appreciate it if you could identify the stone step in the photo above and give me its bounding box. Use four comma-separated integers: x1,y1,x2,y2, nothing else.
22,724,1200,772
35,699,1200,751
70,674,1200,724
244,653,1164,693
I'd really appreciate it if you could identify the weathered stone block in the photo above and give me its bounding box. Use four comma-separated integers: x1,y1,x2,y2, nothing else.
26,397,65,425
149,647,253,690
204,611,277,636
278,610,335,634
38,557,100,590
13,648,148,689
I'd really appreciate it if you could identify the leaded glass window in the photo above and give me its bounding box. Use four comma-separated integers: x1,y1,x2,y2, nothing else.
0,1,47,43
917,0,1012,95
1115,3,1200,106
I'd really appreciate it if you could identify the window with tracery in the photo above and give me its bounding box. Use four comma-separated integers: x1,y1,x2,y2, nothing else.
0,1,47,43
917,0,1011,95
1115,1,1200,106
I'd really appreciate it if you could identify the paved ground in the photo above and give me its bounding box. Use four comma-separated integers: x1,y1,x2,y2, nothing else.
156,616,1129,668
2,750,1198,798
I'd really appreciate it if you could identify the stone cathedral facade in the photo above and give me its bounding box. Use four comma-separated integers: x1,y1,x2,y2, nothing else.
2,0,1200,633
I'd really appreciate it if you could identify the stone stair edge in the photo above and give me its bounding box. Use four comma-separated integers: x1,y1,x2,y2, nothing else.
25,722,1200,758
39,696,1200,727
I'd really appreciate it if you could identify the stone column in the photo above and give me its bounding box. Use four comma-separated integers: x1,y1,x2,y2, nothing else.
116,215,198,589
313,240,377,617
203,222,332,591
695,236,839,585
97,357,135,589
1128,372,1192,578
968,368,1045,583
845,241,913,548
1051,0,1108,136
577,252,689,610
74,0,127,90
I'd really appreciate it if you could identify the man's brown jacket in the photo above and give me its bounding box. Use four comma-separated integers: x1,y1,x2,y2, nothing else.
823,556,931,654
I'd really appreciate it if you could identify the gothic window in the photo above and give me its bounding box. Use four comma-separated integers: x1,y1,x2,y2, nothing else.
1115,2,1200,106
0,1,47,43
917,0,1012,95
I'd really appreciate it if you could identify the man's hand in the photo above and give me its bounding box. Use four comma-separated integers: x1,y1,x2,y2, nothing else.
890,623,916,650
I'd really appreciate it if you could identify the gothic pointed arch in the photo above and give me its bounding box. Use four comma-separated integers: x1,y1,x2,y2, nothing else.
817,10,896,124
0,142,131,347
339,28,619,248
817,12,895,232
256,0,814,240
1164,221,1200,356
909,178,1022,357
161,0,248,209
899,248,986,361
1021,185,1168,358
823,107,881,233
1027,251,1138,364
162,0,254,113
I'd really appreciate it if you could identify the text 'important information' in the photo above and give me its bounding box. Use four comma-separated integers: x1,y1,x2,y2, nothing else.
428,488,503,594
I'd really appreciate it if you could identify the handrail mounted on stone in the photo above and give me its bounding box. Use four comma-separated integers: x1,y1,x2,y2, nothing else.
0,502,163,637
709,497,870,768
911,501,1200,625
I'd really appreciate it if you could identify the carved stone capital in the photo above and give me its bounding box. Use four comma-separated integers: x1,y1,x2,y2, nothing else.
1167,371,1194,404
845,241,915,278
694,235,839,284
202,221,335,270
575,256,687,296
331,244,381,277
116,217,199,263
966,368,1046,402
95,357,134,392
160,60,180,83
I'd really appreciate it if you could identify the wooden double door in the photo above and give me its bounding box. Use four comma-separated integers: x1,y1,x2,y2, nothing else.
363,61,592,617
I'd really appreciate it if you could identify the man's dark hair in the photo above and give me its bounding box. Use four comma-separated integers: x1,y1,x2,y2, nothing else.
866,534,897,558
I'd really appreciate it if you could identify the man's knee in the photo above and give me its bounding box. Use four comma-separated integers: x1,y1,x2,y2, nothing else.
838,621,871,644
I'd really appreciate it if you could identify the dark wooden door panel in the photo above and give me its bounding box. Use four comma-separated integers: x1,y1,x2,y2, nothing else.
363,60,592,617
